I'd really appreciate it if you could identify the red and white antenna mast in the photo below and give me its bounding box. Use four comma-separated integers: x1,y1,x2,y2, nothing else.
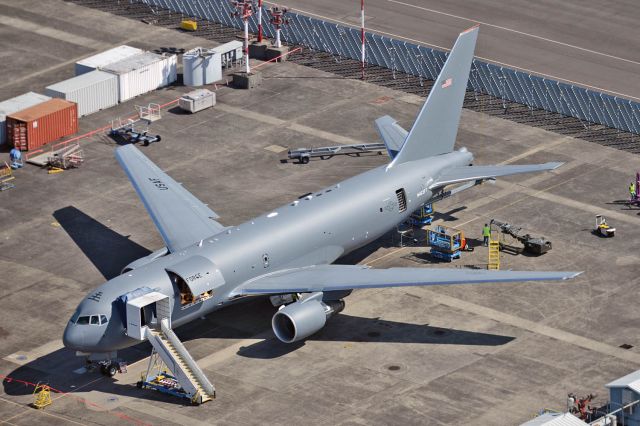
231,0,254,74
269,6,289,48
257,0,263,42
361,0,365,79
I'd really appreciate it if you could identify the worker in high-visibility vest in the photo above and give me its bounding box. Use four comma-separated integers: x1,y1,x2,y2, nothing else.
630,182,636,199
482,223,491,247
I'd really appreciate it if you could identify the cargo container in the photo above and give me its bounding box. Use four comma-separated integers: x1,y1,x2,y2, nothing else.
102,52,177,102
183,48,222,86
45,71,118,117
179,89,216,113
212,41,243,68
75,45,144,76
0,92,51,146
7,99,78,151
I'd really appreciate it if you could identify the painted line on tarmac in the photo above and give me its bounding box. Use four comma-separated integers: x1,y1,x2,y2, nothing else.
216,103,366,146
3,340,64,367
0,14,109,49
0,32,154,90
125,400,211,426
387,0,640,67
0,394,87,426
268,1,640,101
421,288,640,364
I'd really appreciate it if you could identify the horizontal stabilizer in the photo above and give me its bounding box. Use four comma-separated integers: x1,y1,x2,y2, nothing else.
115,144,225,252
430,162,563,189
231,265,580,296
374,115,408,159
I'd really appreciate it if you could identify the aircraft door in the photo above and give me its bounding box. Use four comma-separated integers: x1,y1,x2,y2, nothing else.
125,292,171,340
166,256,225,308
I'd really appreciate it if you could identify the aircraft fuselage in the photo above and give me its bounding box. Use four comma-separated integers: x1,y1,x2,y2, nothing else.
63,149,473,354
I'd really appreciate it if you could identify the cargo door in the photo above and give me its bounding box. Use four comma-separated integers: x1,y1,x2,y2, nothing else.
8,121,28,151
166,256,225,309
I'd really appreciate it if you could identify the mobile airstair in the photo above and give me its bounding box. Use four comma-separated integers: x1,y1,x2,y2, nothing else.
124,291,215,404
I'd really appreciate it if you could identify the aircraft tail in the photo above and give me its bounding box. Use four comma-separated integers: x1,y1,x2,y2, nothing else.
391,26,479,167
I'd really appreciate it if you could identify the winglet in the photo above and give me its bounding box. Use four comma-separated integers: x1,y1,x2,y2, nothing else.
390,26,479,167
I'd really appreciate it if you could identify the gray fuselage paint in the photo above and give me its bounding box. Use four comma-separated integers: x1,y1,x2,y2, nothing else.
66,150,472,353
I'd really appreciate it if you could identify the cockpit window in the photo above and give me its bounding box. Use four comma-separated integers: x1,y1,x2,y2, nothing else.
70,310,80,323
75,314,108,325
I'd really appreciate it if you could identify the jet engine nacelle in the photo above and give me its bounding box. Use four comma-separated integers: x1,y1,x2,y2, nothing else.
121,247,169,274
272,292,345,343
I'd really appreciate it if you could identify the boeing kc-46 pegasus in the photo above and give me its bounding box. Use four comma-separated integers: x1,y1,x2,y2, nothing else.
63,27,579,387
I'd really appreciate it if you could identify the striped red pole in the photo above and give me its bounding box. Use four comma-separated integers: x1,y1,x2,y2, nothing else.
257,0,263,42
361,0,365,80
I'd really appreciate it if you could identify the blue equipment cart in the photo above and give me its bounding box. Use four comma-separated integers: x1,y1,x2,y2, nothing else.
408,203,434,227
427,224,466,262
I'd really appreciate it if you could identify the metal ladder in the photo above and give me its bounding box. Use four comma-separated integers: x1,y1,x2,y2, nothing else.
144,320,216,404
488,239,500,270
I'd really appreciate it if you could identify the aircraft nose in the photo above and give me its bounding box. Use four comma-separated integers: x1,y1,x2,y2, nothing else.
63,323,85,351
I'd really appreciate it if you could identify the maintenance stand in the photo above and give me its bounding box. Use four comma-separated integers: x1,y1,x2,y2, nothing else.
427,225,470,262
408,203,434,227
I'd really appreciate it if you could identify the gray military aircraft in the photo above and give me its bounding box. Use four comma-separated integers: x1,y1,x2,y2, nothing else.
63,26,578,370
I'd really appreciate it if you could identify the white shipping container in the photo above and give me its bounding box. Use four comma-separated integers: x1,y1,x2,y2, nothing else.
102,52,177,102
75,45,144,75
45,71,118,117
179,89,216,113
0,92,51,145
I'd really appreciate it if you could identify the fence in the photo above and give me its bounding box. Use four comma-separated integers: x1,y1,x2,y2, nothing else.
138,0,640,135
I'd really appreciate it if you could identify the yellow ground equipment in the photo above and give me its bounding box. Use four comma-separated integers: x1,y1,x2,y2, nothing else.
488,240,500,270
180,19,198,31
31,384,52,409
47,167,65,174
0,162,15,191
595,215,615,237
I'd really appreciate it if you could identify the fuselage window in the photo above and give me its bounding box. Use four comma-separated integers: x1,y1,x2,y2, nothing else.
100,315,108,325
77,316,90,325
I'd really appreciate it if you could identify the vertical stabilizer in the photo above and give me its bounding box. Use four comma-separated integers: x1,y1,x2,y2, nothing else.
390,26,479,166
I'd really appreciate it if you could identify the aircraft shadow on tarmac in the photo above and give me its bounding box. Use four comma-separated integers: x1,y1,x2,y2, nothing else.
5,210,514,402
2,296,513,401
237,313,515,360
53,206,152,280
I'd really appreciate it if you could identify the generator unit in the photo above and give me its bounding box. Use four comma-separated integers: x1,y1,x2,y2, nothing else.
179,89,216,114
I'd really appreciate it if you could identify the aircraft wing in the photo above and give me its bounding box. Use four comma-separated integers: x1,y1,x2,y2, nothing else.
374,115,407,159
115,144,225,252
230,265,580,296
430,162,563,189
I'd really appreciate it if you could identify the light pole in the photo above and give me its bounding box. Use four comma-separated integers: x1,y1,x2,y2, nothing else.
231,0,254,74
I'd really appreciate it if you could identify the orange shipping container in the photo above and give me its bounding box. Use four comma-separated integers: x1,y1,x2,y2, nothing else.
7,99,78,151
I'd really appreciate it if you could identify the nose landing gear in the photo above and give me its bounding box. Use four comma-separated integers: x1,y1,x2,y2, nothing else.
85,357,127,377
100,361,127,377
